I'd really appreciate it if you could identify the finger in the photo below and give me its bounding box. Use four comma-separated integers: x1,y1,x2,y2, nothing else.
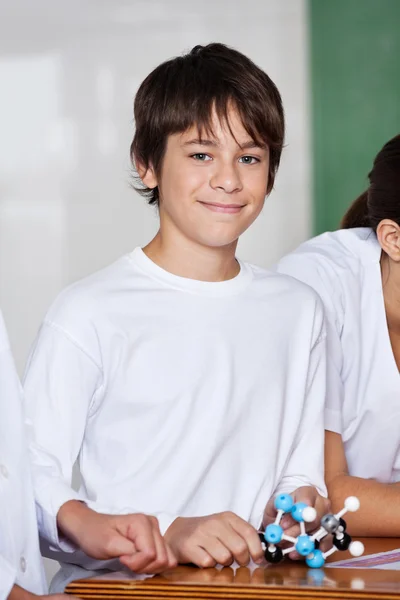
147,516,178,569
228,516,263,565
101,531,137,558
279,521,300,540
293,486,317,506
166,542,178,569
292,486,330,526
187,545,217,568
202,537,234,567
280,514,297,531
315,494,331,519
277,537,296,551
120,549,158,573
121,519,157,571
151,518,178,569
303,495,330,533
135,521,171,574
287,549,302,561
221,529,250,566
262,498,277,527
318,534,333,554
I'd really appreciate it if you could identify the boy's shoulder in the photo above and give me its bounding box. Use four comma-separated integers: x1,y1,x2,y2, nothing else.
245,261,325,342
245,260,324,307
45,253,134,325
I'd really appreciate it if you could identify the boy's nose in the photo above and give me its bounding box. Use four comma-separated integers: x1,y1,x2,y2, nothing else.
210,164,243,194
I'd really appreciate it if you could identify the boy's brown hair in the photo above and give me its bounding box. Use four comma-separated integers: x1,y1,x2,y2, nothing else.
131,43,285,206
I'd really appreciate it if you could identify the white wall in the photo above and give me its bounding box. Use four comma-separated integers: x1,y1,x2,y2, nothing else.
0,0,311,583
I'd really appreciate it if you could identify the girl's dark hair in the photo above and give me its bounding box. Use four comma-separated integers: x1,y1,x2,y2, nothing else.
131,43,285,206
341,134,400,231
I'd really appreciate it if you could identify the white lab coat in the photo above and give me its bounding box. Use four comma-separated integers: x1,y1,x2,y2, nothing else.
0,311,47,599
277,227,400,482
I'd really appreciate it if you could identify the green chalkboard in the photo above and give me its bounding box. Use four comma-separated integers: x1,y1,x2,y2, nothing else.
309,0,400,233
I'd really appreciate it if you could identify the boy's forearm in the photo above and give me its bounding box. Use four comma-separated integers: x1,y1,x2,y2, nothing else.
57,499,181,550
328,473,400,536
57,499,91,545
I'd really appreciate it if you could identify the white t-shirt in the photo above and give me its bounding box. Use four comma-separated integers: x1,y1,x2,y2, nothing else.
24,248,327,575
276,227,400,483
0,311,47,599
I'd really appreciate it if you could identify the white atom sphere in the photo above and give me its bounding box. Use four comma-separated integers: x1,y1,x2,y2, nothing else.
344,496,360,512
349,541,365,557
302,507,317,523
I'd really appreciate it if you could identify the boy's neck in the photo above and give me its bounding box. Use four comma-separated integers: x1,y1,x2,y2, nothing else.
143,231,240,282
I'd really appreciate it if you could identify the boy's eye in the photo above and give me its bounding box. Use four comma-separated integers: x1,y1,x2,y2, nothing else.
191,153,212,161
239,156,259,164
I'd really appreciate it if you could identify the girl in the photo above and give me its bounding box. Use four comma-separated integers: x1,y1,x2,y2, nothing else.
277,135,400,536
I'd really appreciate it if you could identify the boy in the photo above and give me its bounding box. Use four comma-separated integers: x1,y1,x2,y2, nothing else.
23,43,329,587
0,309,173,600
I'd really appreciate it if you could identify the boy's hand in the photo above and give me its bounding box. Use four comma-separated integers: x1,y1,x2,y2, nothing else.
164,512,264,568
263,486,331,559
57,500,176,574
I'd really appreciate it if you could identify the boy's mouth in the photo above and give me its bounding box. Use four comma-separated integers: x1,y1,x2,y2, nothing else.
198,201,245,214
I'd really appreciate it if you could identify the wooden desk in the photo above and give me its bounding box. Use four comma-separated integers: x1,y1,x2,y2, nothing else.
66,538,400,599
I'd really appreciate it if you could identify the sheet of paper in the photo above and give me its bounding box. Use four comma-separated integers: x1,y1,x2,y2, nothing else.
327,548,400,570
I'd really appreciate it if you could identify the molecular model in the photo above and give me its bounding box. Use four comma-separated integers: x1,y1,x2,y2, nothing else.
258,494,365,568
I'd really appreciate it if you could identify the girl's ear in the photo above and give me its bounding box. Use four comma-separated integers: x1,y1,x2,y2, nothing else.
376,219,400,262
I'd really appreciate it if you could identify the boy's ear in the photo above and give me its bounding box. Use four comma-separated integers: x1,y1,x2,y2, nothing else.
135,159,158,190
376,219,400,262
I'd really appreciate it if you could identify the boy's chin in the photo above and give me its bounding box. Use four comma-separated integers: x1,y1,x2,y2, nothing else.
193,231,242,249
195,222,256,249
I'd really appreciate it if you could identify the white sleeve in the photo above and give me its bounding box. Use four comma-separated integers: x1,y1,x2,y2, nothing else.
275,315,327,497
276,254,344,434
23,320,104,551
0,555,16,600
24,320,180,556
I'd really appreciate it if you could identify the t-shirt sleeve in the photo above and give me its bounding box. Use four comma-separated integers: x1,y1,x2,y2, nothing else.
23,311,180,559
23,320,104,552
276,253,344,434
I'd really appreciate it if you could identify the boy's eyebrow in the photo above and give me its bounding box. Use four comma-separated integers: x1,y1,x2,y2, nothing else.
239,140,268,150
182,138,218,147
182,138,267,150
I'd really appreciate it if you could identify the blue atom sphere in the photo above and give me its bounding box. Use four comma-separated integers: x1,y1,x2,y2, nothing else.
291,502,308,522
264,524,283,544
274,493,294,512
295,535,315,556
306,549,325,569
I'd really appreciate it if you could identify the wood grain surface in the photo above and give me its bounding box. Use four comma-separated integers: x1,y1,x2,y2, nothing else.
66,538,400,599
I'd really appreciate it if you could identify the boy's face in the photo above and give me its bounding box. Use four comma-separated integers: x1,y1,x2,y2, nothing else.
142,105,270,249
